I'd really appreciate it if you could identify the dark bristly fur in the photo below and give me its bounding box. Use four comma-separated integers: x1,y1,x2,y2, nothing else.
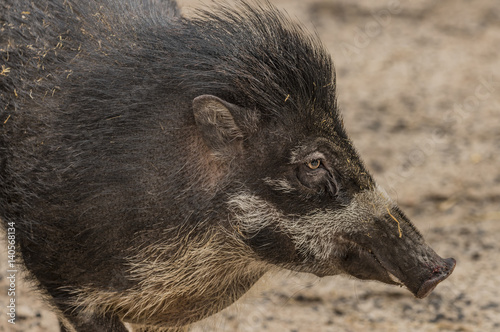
1,1,455,331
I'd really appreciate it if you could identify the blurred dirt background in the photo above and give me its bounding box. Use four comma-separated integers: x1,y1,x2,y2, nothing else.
1,0,499,331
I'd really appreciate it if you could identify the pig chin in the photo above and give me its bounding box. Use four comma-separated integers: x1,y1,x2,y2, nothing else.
335,248,402,286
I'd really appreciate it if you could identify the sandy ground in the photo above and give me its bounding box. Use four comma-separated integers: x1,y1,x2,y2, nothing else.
1,0,499,331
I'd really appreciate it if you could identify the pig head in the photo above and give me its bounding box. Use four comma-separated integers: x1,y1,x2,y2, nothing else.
194,95,455,299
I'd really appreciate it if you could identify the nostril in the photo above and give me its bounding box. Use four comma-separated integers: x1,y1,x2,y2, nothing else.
416,257,456,299
444,257,457,271
432,257,456,276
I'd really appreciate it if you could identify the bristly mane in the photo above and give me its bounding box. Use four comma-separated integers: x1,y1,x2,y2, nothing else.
1,0,339,125
90,1,339,118
173,1,338,119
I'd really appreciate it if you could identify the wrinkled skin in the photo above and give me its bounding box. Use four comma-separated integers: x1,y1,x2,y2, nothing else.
0,0,455,331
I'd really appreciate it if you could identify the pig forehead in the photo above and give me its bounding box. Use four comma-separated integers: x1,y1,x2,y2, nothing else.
289,137,347,160
281,109,348,145
288,135,364,167
265,114,345,149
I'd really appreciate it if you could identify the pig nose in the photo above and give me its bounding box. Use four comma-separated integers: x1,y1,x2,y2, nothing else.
416,257,456,299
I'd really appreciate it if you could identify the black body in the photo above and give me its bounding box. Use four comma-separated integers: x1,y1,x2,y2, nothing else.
1,1,455,331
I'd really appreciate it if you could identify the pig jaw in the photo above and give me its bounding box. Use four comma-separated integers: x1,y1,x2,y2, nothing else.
336,235,456,299
310,188,457,299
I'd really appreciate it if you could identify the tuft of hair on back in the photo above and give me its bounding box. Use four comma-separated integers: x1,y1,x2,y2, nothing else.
166,0,339,122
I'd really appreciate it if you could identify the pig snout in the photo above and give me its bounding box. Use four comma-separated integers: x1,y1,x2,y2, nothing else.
365,217,456,299
415,257,456,298
376,250,456,299
338,242,455,299
373,218,456,299
333,192,456,299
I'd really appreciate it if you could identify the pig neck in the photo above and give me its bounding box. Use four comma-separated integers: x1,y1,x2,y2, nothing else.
69,229,269,327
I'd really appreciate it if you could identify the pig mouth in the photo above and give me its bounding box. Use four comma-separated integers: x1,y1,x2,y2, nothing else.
337,239,456,299
367,250,405,285
369,248,456,299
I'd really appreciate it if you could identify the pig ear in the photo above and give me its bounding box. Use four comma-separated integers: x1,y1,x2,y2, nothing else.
193,95,244,154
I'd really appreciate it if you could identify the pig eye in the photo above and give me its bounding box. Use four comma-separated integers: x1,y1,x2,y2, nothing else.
307,159,321,170
297,157,338,197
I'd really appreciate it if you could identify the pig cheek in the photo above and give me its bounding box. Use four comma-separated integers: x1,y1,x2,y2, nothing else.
244,226,301,265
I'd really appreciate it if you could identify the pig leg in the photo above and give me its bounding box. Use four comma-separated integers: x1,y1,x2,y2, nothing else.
57,308,128,332
131,324,189,332
50,298,128,332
